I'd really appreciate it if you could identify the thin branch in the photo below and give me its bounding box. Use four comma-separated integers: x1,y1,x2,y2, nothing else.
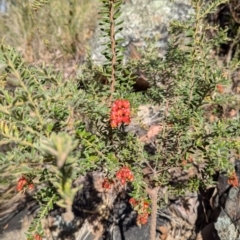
109,0,116,102
146,186,160,240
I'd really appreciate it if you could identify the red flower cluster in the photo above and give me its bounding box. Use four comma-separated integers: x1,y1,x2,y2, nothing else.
116,166,134,185
110,99,131,128
16,176,34,192
33,234,42,240
129,197,137,206
137,212,149,225
182,156,193,166
28,183,34,190
102,178,114,190
216,84,224,93
27,233,42,240
129,198,150,225
228,171,239,187
129,198,150,210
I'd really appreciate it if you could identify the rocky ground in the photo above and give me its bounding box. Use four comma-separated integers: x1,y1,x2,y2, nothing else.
1,168,240,240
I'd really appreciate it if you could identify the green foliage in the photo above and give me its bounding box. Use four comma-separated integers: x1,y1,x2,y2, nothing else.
27,186,58,239
134,1,240,191
0,0,240,238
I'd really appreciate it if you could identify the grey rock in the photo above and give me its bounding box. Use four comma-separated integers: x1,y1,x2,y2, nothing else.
224,187,240,229
214,209,238,240
90,0,194,64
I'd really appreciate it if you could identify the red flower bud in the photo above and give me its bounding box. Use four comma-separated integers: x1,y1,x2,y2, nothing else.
228,171,238,187
16,176,28,192
123,108,130,116
28,183,34,191
137,212,149,225
111,103,119,111
129,198,137,206
110,120,118,128
122,116,130,125
122,100,130,108
143,201,149,209
102,178,114,190
116,166,134,185
117,109,124,117
33,233,42,240
115,100,124,108
216,84,224,93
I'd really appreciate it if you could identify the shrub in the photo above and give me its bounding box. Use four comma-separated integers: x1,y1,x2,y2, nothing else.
0,0,239,239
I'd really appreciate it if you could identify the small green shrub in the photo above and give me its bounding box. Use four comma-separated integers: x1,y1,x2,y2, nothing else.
0,0,239,239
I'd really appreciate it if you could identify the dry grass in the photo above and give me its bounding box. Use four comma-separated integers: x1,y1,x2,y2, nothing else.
0,0,99,72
